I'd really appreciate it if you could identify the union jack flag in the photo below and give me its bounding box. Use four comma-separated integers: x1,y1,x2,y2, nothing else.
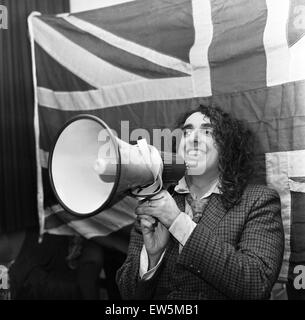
28,0,305,284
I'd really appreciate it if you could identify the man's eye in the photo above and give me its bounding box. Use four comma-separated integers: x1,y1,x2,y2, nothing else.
183,129,192,137
204,129,213,136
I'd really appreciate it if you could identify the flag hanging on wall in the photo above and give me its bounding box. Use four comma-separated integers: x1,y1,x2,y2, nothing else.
28,0,305,283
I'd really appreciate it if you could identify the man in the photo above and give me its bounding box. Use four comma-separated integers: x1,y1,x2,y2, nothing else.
116,104,284,300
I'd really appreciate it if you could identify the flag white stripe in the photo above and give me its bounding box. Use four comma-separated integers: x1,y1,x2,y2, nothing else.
264,0,290,86
289,179,305,193
266,151,291,281
189,0,213,97
64,15,192,76
45,204,64,217
288,149,305,177
28,12,46,240
289,35,305,83
45,224,78,236
264,0,305,86
37,76,194,111
40,149,49,168
32,17,145,88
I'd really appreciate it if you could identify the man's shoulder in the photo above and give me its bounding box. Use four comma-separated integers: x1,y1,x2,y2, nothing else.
242,183,280,201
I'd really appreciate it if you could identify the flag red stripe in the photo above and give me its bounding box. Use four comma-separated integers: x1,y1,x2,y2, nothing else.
209,0,268,93
35,43,96,91
37,15,190,79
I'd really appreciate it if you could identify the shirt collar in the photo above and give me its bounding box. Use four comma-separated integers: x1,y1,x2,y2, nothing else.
174,176,221,199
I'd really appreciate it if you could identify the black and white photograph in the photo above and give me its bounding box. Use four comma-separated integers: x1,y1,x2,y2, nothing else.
1,0,305,307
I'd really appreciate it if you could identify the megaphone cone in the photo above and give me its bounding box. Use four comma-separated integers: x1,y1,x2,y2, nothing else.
49,115,186,217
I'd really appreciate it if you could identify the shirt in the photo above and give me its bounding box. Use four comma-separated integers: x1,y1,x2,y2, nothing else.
139,176,220,280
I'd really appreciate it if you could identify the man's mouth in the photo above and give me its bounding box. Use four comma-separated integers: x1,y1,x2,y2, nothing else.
186,149,204,157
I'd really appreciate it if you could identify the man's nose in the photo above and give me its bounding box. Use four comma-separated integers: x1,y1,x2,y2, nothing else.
189,129,202,142
193,132,199,145
186,129,207,148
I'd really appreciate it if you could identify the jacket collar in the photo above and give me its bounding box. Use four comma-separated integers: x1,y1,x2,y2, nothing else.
174,176,220,199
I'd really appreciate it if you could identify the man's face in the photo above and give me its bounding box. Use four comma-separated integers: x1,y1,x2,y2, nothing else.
178,112,219,176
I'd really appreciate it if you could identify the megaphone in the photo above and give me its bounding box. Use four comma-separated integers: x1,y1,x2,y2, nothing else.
49,115,186,218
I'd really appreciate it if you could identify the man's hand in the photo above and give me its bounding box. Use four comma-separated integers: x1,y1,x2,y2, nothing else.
137,214,169,269
136,190,181,228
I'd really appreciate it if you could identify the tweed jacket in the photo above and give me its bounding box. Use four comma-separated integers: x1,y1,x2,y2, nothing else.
116,184,284,300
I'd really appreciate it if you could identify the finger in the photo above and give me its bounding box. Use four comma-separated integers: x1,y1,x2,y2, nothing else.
138,198,149,205
136,199,152,210
135,205,147,214
139,214,157,225
135,206,155,216
147,199,159,208
140,218,155,231
139,215,159,230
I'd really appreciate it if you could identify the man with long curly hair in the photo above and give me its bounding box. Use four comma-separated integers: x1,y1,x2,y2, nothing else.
116,104,284,300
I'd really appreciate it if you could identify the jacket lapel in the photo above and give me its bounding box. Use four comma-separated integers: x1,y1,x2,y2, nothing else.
200,193,228,231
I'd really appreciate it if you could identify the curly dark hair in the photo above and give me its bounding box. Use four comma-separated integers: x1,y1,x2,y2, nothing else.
177,103,255,210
